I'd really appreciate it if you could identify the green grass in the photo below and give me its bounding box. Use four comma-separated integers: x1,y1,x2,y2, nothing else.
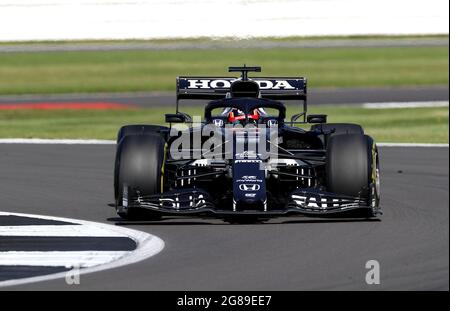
0,106,447,143
0,46,447,95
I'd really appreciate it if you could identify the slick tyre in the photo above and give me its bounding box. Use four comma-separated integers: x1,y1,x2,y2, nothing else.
114,134,166,220
116,124,168,144
326,134,380,217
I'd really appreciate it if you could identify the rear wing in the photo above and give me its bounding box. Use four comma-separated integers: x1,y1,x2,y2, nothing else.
173,66,308,123
176,77,307,101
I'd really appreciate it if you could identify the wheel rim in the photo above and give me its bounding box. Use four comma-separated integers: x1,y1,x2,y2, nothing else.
371,147,381,208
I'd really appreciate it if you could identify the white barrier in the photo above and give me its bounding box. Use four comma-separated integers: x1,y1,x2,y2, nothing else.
0,0,448,41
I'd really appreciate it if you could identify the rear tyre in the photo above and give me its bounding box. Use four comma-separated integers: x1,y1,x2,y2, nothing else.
311,123,363,136
114,133,166,220
311,123,364,146
326,134,380,217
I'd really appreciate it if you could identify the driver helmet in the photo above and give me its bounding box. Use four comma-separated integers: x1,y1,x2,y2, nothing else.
222,107,267,126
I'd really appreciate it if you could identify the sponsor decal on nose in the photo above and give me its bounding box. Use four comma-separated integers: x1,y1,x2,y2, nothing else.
239,184,261,191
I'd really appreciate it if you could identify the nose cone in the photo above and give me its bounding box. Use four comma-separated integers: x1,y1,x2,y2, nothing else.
232,158,266,211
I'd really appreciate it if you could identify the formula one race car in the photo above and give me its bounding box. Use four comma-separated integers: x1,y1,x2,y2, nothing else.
113,66,381,221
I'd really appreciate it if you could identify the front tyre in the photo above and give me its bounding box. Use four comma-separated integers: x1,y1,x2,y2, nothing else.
326,134,380,217
114,134,166,220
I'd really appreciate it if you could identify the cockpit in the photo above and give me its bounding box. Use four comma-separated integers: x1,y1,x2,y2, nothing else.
205,97,284,128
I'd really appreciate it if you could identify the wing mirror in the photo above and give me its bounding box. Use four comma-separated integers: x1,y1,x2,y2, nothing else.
165,113,190,123
307,114,327,124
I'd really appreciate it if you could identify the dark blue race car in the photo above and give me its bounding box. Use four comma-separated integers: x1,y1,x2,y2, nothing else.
113,66,381,222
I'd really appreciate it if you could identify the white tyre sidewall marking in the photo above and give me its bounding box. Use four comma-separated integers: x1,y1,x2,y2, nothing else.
0,211,164,288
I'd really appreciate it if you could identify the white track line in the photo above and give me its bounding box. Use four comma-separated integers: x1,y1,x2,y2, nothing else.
0,138,447,147
0,211,165,288
0,225,127,237
363,101,449,109
0,138,115,144
377,143,449,147
0,251,128,267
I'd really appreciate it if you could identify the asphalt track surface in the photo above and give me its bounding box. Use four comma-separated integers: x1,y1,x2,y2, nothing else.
0,86,448,107
0,144,448,290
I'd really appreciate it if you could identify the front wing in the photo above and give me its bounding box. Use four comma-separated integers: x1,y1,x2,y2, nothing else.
121,186,378,217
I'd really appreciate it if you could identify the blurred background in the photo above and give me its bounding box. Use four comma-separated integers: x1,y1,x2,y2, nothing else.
0,0,448,142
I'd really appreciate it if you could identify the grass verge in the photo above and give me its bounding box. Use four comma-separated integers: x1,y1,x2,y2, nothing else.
0,106,447,143
0,46,448,95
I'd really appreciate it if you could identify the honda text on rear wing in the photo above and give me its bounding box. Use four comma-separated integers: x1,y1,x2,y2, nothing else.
175,66,308,122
